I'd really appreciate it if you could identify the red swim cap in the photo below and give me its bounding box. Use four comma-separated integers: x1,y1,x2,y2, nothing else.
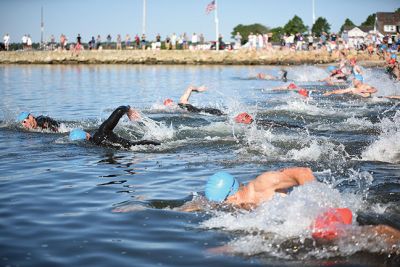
288,83,298,89
311,208,352,240
163,98,174,106
389,59,396,64
257,73,265,79
234,112,254,124
297,88,309,97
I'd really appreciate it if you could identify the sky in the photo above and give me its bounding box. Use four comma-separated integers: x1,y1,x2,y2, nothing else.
0,0,399,43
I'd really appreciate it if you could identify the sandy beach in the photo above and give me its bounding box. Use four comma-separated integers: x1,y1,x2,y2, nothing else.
0,49,385,66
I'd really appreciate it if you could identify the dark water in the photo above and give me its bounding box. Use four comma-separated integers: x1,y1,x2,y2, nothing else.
1,65,400,267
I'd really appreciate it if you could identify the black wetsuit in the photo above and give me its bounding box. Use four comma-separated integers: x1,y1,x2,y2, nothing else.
90,106,161,149
36,116,60,132
178,103,224,116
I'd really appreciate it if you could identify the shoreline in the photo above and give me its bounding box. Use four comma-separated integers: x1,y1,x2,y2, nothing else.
0,50,385,66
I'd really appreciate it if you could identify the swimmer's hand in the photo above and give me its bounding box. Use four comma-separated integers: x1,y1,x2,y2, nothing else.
128,108,141,121
192,85,208,92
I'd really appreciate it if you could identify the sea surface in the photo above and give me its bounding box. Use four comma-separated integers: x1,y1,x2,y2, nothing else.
1,64,400,267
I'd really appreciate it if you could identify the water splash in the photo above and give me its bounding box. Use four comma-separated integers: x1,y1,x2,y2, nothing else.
362,111,400,163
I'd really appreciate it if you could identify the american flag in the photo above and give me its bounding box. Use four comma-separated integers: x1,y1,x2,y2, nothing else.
205,0,216,14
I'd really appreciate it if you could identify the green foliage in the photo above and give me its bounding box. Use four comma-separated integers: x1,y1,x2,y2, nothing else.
231,23,270,43
361,13,376,27
340,18,356,33
311,17,331,36
270,27,284,42
283,15,308,34
395,8,400,14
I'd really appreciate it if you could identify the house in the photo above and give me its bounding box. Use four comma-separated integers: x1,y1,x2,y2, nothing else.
375,12,400,37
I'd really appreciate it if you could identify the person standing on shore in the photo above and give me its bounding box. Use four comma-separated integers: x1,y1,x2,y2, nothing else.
27,35,32,50
116,34,122,50
3,33,10,51
22,34,27,50
125,34,131,49
141,34,146,50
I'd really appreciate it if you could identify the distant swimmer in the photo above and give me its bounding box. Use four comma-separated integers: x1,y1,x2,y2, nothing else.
234,112,303,128
323,74,377,98
272,82,310,97
320,65,350,85
17,112,60,132
163,85,224,116
180,168,400,246
69,105,160,149
256,69,288,82
385,53,400,81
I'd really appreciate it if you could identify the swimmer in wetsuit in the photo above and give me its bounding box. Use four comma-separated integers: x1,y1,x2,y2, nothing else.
17,112,60,132
69,105,160,149
163,85,224,116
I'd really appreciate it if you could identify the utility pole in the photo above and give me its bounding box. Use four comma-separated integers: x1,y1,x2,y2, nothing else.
312,0,316,25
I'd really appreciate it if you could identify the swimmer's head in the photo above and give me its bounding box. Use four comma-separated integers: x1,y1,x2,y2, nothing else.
326,66,336,73
311,208,353,240
69,128,90,141
17,112,30,123
287,83,298,89
353,74,364,84
163,98,174,106
234,112,254,124
350,58,357,65
205,172,239,202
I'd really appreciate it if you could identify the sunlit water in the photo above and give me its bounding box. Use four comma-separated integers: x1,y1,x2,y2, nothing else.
1,65,400,267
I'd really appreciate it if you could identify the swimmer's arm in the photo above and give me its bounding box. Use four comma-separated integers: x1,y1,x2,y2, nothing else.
179,85,207,104
97,105,130,134
280,167,316,186
323,88,354,96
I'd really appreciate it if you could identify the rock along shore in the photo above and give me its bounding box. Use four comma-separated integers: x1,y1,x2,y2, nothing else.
0,50,384,66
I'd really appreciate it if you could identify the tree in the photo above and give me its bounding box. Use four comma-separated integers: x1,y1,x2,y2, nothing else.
311,17,331,36
270,27,284,42
231,23,270,43
340,18,356,33
361,13,376,27
395,8,400,14
283,15,307,34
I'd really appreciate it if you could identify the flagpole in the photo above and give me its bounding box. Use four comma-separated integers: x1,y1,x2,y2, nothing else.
41,6,44,47
214,0,220,51
312,0,316,25
142,0,146,35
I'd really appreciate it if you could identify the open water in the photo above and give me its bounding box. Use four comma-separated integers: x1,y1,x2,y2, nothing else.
0,64,400,267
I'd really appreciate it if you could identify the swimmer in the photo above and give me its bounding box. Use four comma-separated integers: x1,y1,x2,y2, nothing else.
272,82,310,97
323,74,377,98
385,54,400,81
256,69,288,82
320,66,349,85
17,112,60,132
69,105,160,148
182,168,400,246
163,85,224,116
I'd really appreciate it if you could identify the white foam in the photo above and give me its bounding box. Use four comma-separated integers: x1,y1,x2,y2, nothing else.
362,111,400,163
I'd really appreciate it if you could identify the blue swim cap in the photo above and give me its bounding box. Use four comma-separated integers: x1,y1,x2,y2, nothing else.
391,53,397,59
205,172,239,202
354,74,364,82
17,112,30,122
326,66,336,72
69,128,87,141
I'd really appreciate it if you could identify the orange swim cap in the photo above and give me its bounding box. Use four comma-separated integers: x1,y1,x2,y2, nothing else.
163,98,174,106
288,83,298,89
257,73,265,79
311,208,352,240
234,112,254,124
297,88,309,97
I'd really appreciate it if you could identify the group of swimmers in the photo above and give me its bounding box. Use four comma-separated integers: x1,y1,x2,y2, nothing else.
17,68,400,249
